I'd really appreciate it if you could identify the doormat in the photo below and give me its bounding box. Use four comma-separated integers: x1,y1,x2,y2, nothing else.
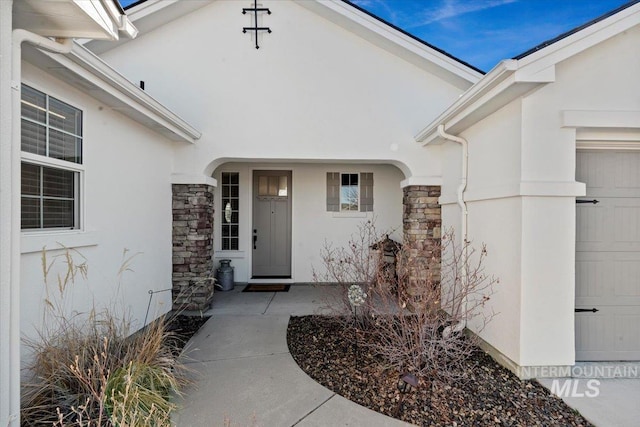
243,284,291,292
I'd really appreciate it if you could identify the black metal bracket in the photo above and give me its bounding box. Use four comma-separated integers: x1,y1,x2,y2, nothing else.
242,0,272,49
576,199,600,204
575,308,599,313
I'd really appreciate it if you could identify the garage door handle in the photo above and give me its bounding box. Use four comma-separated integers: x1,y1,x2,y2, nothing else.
576,199,599,204
575,308,599,313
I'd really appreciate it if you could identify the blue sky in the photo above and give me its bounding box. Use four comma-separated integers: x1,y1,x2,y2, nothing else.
119,0,631,72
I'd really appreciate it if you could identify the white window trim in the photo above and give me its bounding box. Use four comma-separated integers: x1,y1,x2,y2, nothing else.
339,172,360,212
20,84,84,232
220,171,240,251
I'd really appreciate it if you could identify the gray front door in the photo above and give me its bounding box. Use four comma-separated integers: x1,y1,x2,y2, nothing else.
252,170,292,277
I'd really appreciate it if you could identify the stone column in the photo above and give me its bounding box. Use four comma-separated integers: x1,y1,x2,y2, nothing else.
171,184,215,311
402,185,442,300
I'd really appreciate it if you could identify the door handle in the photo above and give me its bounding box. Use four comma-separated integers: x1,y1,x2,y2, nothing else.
253,233,257,250
576,199,599,204
575,308,599,313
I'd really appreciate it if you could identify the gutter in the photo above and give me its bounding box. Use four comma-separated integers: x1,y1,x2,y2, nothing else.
41,42,201,143
415,60,518,144
436,125,469,338
9,29,74,426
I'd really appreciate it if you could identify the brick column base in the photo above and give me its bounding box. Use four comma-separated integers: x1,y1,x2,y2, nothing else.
172,184,215,311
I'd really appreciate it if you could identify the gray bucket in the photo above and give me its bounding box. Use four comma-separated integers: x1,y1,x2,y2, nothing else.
216,259,235,291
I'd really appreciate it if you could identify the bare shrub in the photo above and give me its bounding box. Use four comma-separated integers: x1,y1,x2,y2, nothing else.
315,221,498,396
312,220,393,327
370,230,497,386
21,248,188,426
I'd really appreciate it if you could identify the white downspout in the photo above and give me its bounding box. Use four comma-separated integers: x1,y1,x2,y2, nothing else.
7,30,73,426
437,124,469,337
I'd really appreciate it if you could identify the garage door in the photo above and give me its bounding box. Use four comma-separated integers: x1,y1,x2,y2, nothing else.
576,150,640,361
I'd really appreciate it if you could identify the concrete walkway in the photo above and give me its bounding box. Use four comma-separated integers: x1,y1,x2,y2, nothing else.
173,285,412,427
174,284,640,427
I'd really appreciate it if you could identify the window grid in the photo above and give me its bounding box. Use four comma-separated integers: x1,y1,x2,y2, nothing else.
221,172,240,250
340,173,359,212
21,85,82,230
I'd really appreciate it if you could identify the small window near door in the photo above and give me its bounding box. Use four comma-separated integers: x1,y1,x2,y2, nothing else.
326,172,373,212
340,173,359,211
221,172,239,250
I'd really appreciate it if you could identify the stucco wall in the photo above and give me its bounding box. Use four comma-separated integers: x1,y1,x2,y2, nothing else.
515,24,640,367
441,23,640,370
19,62,177,357
97,0,467,181
212,162,404,282
441,99,524,365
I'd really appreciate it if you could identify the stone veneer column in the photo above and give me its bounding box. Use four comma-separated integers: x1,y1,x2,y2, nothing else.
172,184,215,311
402,185,442,297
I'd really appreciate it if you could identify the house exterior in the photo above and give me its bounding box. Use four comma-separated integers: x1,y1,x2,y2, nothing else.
2,0,640,423
416,1,640,374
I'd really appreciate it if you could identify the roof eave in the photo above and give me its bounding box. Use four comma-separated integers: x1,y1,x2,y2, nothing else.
416,1,640,145
38,42,201,143
297,0,482,88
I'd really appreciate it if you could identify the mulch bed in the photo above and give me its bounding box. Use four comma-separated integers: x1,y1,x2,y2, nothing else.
165,314,211,355
287,315,592,426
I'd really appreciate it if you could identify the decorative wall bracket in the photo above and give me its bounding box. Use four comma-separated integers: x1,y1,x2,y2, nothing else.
242,0,272,49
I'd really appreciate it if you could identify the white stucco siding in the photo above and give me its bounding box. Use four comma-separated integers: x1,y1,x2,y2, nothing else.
19,62,177,353
440,99,524,364
97,0,468,180
520,197,576,366
521,25,640,184
213,162,404,283
514,23,640,366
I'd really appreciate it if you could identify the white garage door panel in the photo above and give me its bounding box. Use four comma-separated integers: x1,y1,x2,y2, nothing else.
576,150,640,361
576,310,640,360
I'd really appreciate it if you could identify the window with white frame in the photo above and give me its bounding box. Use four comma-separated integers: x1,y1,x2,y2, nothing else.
326,172,373,212
21,84,82,230
221,172,239,250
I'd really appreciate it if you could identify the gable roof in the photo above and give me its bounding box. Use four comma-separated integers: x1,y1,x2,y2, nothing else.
514,0,640,60
340,0,483,75
415,0,640,144
86,0,483,89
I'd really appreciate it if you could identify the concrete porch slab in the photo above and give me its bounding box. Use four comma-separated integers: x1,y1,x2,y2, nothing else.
205,286,273,315
264,285,340,316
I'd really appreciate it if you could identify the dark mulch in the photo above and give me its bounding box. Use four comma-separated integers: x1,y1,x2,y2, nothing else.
165,314,210,355
287,315,592,427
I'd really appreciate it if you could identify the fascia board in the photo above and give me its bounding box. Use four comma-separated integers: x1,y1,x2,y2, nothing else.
85,0,208,53
415,58,557,145
41,42,201,143
72,0,119,40
296,0,482,87
415,60,517,143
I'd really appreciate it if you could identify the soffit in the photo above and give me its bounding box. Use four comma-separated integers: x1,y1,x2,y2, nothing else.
13,0,124,40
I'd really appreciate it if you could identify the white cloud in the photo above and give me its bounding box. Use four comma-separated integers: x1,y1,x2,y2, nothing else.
408,0,518,28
